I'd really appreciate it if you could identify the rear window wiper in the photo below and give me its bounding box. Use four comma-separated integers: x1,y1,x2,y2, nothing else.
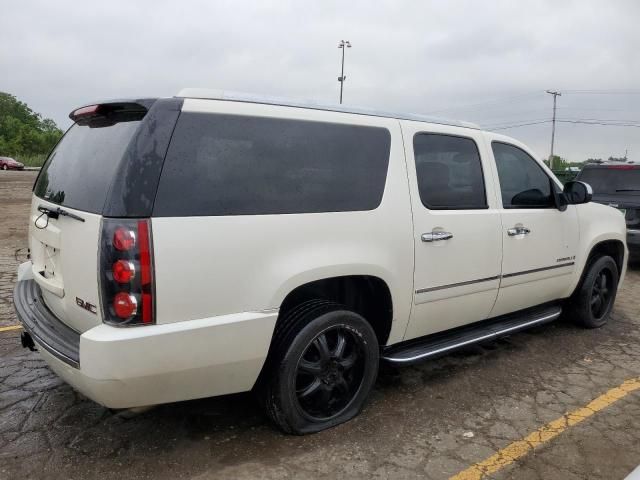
37,205,85,223
615,189,640,192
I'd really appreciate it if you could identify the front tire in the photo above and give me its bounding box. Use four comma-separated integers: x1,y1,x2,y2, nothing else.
258,301,379,434
566,255,619,328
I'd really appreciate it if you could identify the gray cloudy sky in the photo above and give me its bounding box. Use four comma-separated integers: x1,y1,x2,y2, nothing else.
3,0,639,161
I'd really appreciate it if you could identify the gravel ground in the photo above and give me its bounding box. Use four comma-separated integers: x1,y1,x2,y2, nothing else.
1,170,639,480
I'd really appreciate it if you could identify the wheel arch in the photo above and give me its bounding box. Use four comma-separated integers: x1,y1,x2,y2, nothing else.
571,238,626,297
275,274,394,347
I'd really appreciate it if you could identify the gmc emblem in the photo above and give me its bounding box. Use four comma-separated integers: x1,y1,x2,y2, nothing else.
76,297,97,315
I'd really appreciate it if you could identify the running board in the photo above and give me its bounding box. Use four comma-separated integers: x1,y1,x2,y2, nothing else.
382,305,562,365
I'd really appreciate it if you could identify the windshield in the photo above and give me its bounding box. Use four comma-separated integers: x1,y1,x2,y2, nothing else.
577,167,640,195
33,119,142,213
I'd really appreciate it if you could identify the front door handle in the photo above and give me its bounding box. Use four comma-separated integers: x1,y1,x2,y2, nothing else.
422,231,453,242
507,226,531,236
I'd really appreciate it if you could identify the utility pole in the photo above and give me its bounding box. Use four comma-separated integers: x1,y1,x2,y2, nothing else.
338,40,351,104
546,90,561,170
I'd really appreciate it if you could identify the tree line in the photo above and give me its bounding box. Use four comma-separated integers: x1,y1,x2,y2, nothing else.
0,92,63,166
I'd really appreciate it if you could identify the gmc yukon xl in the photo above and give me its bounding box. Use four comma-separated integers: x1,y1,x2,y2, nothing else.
14,89,628,434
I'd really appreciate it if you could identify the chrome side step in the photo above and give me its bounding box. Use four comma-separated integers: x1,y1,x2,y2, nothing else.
382,305,562,365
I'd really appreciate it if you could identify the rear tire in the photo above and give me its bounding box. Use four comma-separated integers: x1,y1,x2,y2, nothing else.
258,301,379,434
566,255,619,328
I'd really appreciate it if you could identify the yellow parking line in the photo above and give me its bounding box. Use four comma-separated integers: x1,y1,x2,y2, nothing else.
0,325,22,333
450,378,640,480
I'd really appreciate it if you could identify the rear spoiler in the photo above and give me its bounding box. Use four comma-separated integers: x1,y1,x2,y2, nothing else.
69,99,157,127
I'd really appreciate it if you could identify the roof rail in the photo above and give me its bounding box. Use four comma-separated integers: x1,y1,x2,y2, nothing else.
176,88,480,130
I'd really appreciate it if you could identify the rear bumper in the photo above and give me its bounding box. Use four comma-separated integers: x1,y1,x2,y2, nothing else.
14,279,278,408
14,279,80,367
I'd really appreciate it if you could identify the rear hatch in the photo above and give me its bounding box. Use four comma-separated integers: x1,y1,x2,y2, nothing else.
576,165,640,229
30,103,149,333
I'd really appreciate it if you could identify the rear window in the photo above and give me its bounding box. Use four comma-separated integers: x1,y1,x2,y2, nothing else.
34,120,142,213
577,167,640,195
153,113,391,216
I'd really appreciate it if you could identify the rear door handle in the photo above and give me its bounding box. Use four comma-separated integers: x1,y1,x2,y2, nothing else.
421,231,453,242
507,226,531,236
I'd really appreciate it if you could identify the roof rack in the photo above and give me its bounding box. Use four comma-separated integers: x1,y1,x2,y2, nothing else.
176,88,480,130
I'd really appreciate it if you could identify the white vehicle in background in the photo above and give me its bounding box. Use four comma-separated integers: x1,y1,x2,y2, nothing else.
14,89,627,434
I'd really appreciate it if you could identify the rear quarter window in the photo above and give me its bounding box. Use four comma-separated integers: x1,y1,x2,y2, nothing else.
153,113,391,216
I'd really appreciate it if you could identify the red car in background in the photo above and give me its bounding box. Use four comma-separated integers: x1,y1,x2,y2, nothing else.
0,157,25,170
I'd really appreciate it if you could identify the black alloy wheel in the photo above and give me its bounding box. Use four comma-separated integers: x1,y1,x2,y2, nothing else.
590,267,614,320
567,255,619,329
258,301,379,434
294,325,366,421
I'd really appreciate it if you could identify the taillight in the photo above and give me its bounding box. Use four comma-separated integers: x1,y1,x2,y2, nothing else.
113,227,136,251
113,292,138,318
100,219,155,326
112,260,135,283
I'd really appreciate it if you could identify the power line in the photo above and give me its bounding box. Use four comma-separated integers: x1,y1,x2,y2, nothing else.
489,120,552,131
558,117,640,124
563,89,640,95
487,118,640,131
424,92,541,115
484,116,640,128
558,120,640,128
424,89,640,119
482,118,549,129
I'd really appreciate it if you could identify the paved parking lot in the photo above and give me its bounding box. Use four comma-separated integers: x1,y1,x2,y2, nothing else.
1,170,639,479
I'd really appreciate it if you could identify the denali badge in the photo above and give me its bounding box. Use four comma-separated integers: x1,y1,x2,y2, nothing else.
76,297,97,314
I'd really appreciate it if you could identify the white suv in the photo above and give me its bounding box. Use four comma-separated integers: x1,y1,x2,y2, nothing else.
14,89,628,434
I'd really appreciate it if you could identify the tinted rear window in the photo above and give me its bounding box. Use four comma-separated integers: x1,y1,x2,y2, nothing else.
34,120,141,213
577,167,640,195
413,133,487,209
153,113,391,216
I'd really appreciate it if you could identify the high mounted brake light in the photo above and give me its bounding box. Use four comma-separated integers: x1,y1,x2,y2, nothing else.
69,102,149,126
100,219,155,326
69,105,100,121
606,165,639,170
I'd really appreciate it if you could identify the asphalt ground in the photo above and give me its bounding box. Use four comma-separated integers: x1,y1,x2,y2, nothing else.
1,170,639,479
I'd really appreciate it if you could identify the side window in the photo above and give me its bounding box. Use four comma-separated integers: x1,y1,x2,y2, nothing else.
492,142,554,209
413,133,487,210
153,113,391,216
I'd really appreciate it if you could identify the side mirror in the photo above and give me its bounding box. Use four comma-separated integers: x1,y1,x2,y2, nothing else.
563,181,593,205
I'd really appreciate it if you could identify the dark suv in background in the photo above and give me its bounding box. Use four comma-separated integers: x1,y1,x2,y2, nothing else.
576,162,640,262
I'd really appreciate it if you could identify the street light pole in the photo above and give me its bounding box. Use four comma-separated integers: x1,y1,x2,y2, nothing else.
546,90,561,170
338,40,351,104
